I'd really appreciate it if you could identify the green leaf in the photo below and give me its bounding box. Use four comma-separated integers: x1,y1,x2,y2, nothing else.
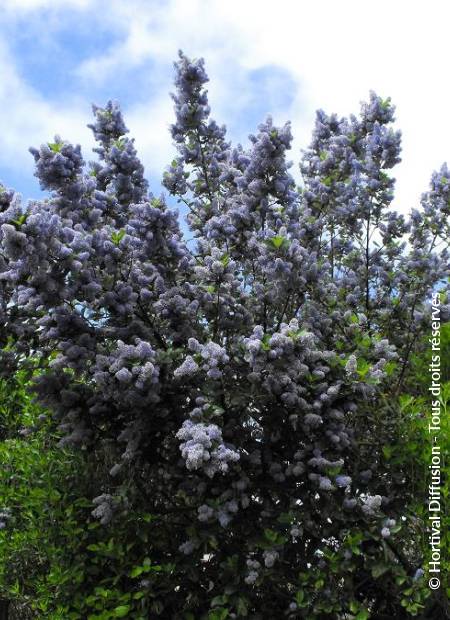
295,590,305,605
349,601,359,614
113,137,127,150
325,464,342,477
208,609,228,620
270,236,286,249
261,333,271,351
382,445,393,460
48,142,63,153
208,535,219,549
371,563,389,579
355,610,370,620
130,566,143,578
277,511,294,524
264,528,278,543
111,229,126,246
356,358,371,378
211,594,228,607
236,597,248,616
12,213,28,228
384,361,397,376
220,254,230,267
114,606,130,617
287,328,308,341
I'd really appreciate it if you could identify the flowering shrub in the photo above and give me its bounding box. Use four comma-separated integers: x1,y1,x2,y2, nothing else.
0,370,176,620
0,52,449,618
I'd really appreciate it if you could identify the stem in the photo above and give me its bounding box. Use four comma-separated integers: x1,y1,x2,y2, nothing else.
365,212,371,332
195,129,214,204
276,292,292,331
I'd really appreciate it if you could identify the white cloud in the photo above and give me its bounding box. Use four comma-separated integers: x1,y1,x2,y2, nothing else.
1,0,450,210
212,0,450,210
73,0,450,211
126,96,175,186
3,0,90,11
0,41,93,189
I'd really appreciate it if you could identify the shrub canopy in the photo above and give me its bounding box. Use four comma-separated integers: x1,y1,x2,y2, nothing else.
0,52,449,618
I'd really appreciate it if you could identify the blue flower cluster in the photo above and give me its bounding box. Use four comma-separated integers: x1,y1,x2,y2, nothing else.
0,51,448,615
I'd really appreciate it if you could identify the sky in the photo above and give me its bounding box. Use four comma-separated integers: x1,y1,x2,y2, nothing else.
1,0,450,216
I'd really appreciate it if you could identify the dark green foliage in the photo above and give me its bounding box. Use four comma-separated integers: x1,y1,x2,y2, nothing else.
0,371,174,619
1,344,449,618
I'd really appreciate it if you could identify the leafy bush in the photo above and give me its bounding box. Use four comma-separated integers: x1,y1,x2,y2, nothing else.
0,52,449,618
386,323,450,617
0,371,176,619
